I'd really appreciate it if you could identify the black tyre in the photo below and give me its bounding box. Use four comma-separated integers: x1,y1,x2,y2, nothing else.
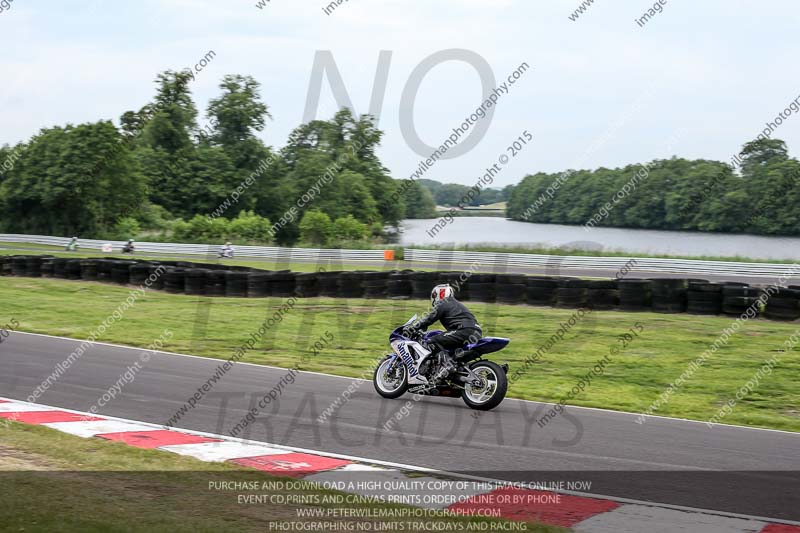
587,289,618,310
25,256,43,277
205,270,227,296
185,269,209,295
526,286,556,306
496,283,526,305
53,258,69,279
462,360,508,411
148,264,166,290
247,272,273,297
467,282,494,303
689,282,723,292
164,268,187,293
225,271,248,297
129,263,151,285
295,272,320,298
555,287,585,308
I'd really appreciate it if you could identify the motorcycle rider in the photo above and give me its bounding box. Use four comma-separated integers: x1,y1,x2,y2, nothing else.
219,242,234,259
406,284,482,378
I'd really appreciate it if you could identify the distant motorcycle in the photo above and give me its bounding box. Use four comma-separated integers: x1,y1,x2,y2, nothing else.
374,315,509,411
218,244,234,259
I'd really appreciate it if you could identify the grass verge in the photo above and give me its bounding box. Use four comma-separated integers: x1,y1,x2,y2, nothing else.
0,421,563,532
1,277,799,431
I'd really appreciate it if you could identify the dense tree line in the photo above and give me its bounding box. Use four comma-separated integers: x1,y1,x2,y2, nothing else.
419,179,514,208
0,70,438,245
506,139,800,236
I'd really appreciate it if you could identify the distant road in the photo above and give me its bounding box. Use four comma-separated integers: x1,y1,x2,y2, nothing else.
0,244,791,284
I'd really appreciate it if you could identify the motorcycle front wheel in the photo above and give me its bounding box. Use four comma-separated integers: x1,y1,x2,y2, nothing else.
462,360,507,411
374,356,408,399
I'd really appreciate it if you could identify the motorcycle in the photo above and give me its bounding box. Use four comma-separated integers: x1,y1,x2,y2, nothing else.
373,315,510,411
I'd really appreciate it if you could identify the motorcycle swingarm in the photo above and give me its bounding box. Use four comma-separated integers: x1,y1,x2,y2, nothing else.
453,365,483,387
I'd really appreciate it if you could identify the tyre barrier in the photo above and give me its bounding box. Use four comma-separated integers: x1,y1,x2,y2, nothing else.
468,273,497,303
586,280,619,310
687,281,723,315
185,269,208,296
317,271,341,297
721,283,761,316
129,263,151,285
271,271,296,298
52,258,69,279
12,256,29,276
496,274,527,305
295,272,319,298
164,268,187,294
205,270,227,296
63,259,80,280
224,271,248,297
110,261,135,284
387,271,412,299
247,271,272,298
96,259,114,281
366,271,394,298
4,254,799,322
764,287,800,321
411,271,437,300
26,256,44,278
337,271,364,298
41,257,55,278
651,278,689,314
0,256,11,276
526,276,559,306
80,259,99,281
618,279,651,311
148,264,166,290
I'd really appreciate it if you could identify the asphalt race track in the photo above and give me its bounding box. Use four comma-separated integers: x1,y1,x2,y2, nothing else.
1,332,798,522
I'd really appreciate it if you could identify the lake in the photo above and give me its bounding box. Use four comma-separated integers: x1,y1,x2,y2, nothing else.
399,217,800,260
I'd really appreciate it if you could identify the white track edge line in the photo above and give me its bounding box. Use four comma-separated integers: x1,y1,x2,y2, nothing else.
2,395,799,527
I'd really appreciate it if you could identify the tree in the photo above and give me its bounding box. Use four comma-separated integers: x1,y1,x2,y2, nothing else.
434,183,470,206
140,70,198,154
401,179,437,218
332,215,368,242
206,74,271,176
229,210,272,242
0,122,145,236
299,210,333,246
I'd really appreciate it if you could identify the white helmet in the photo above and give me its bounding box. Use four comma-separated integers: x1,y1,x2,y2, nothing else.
431,284,454,306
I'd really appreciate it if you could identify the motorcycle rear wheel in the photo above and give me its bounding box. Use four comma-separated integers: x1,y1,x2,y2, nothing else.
462,360,507,411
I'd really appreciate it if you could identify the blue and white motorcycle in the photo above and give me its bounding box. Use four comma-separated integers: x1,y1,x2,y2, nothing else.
374,315,510,411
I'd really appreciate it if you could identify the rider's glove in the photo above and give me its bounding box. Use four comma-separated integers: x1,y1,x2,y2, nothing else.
402,326,419,339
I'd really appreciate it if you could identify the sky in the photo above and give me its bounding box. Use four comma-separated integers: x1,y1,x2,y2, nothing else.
2,0,800,188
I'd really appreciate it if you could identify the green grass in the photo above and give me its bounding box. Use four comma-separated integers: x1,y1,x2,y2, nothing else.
0,422,563,533
2,277,799,431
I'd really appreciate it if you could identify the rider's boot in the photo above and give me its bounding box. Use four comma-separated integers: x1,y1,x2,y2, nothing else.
431,352,457,383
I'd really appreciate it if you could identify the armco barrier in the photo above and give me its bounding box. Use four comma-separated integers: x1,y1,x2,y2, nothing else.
404,249,800,279
3,255,799,322
0,234,388,262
